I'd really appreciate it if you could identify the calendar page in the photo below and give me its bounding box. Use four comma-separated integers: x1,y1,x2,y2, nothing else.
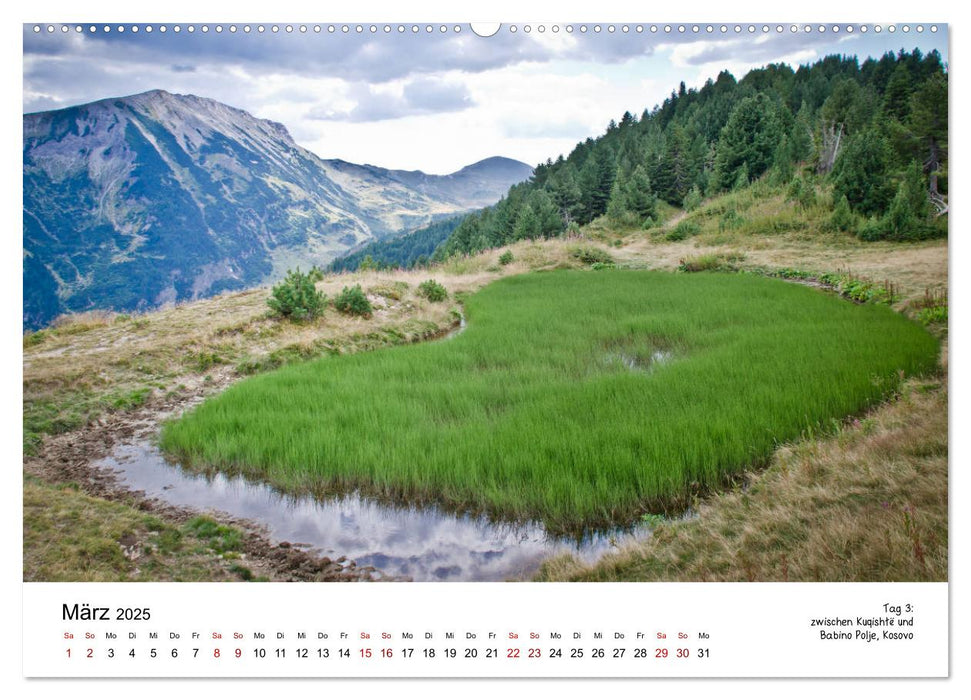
16,0,959,694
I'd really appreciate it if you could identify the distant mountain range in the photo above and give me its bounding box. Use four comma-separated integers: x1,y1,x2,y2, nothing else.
23,89,532,329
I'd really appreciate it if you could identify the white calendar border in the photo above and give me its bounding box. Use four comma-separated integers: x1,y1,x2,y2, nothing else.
6,0,964,696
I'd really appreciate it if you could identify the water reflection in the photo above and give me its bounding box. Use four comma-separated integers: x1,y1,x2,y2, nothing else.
98,443,653,582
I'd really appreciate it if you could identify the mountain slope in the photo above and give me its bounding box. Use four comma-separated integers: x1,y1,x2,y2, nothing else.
23,90,531,329
329,214,466,272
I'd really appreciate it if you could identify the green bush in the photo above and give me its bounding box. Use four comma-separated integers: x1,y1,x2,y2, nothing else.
368,281,410,301
569,246,615,265
719,209,744,232
665,220,700,241
830,194,857,233
917,306,947,325
333,284,373,316
267,268,326,321
678,254,738,273
498,250,515,266
857,217,890,242
683,186,703,212
788,175,818,210
417,279,448,302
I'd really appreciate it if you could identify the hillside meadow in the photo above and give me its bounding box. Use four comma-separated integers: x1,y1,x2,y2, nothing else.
159,269,938,535
24,184,948,581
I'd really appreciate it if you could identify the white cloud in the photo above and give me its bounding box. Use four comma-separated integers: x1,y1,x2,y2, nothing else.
22,26,948,173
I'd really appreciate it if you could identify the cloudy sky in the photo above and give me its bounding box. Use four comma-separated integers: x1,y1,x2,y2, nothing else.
23,23,948,174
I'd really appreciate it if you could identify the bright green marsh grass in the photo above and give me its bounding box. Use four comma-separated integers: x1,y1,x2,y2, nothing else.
160,271,938,534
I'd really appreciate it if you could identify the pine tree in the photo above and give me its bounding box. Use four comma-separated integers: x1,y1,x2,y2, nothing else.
548,164,584,221
831,194,856,232
790,102,815,162
886,186,917,239
772,134,795,183
713,94,783,190
883,63,914,121
683,185,703,212
901,160,930,221
529,189,564,237
625,165,658,220
908,73,948,198
831,129,894,216
732,163,750,190
606,172,629,221
579,147,616,221
512,204,540,240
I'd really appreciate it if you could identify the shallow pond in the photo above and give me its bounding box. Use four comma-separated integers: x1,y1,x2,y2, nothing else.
97,443,653,582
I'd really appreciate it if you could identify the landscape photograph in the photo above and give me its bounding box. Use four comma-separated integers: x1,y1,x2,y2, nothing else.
22,23,948,583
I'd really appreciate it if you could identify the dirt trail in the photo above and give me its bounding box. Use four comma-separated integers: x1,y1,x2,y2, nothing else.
664,209,689,229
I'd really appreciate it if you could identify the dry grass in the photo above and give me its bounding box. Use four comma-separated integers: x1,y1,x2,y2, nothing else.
23,475,244,582
618,230,947,302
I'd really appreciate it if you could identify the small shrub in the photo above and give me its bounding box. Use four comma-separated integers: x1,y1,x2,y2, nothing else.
683,186,702,212
719,209,744,232
770,267,813,280
798,184,817,209
190,351,226,372
498,250,515,266
786,176,804,202
786,176,817,209
368,281,409,301
333,284,373,316
184,516,243,554
590,261,616,271
268,268,326,321
569,246,615,265
817,271,899,304
678,253,743,273
912,288,947,325
358,255,379,272
831,194,857,233
23,330,49,348
665,220,700,241
857,217,889,242
417,279,448,302
229,564,255,581
108,387,152,411
917,306,947,325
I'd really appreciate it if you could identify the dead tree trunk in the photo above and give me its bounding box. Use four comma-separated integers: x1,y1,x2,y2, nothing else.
816,122,843,175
